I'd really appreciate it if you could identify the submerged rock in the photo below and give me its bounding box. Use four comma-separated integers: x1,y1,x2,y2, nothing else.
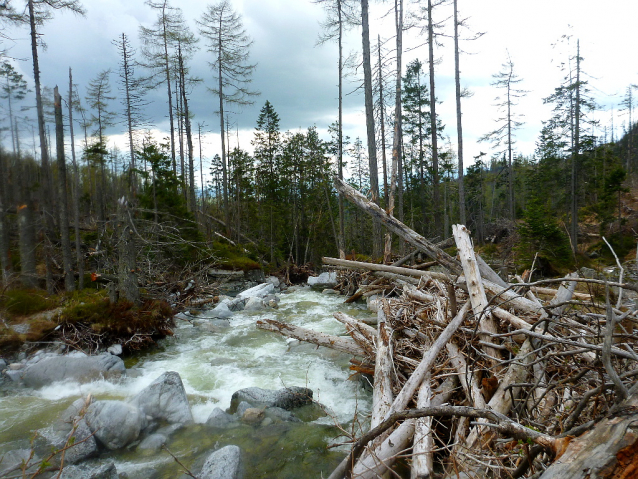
20,353,125,388
130,371,193,426
241,408,265,425
208,302,233,319
199,445,243,479
85,400,145,450
229,386,313,413
58,462,119,479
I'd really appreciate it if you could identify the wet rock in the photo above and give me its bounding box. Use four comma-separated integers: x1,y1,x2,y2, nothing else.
4,370,22,382
130,371,193,426
308,272,337,289
21,353,125,388
243,296,265,311
245,269,266,283
264,406,301,423
107,344,122,356
237,283,275,300
199,445,243,479
0,358,6,370
226,297,247,312
58,462,119,479
241,408,265,425
137,433,167,451
206,407,239,429
266,276,280,289
235,401,252,418
322,289,338,295
229,386,313,413
209,302,233,319
85,400,144,450
0,449,40,477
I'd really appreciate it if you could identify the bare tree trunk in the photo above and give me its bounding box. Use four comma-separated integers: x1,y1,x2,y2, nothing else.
377,34,389,207
218,37,230,232
427,0,441,237
337,0,346,259
18,161,37,288
179,46,197,214
28,0,54,292
0,151,12,285
117,197,139,303
68,69,84,290
161,2,176,172
55,86,74,292
389,0,403,216
571,40,581,253
454,0,466,225
361,0,382,258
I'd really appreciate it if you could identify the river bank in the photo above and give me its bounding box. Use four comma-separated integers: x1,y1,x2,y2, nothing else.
0,283,374,478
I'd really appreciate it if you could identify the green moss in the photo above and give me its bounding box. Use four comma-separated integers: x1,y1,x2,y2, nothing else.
211,241,262,271
1,290,56,318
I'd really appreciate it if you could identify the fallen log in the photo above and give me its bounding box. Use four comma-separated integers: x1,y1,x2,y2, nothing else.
323,256,450,282
256,319,366,356
371,302,394,428
453,224,501,366
334,176,508,286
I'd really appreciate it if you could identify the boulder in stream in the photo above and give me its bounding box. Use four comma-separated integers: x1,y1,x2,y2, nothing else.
307,271,337,289
20,353,125,388
229,386,313,413
236,282,275,300
206,407,239,429
85,400,145,450
199,445,243,479
130,371,193,426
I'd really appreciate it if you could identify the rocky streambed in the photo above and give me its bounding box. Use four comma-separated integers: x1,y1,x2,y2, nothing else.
0,279,373,478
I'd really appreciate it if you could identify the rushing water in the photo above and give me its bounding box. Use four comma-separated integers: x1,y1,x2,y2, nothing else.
0,287,373,478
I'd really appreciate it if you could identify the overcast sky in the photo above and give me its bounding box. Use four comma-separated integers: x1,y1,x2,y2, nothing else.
2,0,637,179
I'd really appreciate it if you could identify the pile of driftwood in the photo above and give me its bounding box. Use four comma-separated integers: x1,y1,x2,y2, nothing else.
257,178,638,479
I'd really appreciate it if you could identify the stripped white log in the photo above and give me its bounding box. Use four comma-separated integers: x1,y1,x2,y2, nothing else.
405,288,436,303
333,312,377,341
446,340,486,410
256,319,366,356
411,375,434,479
384,302,471,420
371,302,394,428
323,256,450,282
549,272,578,315
532,285,591,300
453,224,501,365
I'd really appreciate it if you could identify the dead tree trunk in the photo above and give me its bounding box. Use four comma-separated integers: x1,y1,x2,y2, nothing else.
55,86,75,292
117,197,139,303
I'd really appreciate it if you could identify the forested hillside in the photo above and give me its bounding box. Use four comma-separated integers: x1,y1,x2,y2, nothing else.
0,0,635,297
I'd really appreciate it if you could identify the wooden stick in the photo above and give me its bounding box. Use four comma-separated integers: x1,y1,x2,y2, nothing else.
323,256,450,282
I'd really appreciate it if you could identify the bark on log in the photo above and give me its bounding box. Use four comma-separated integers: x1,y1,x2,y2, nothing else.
256,319,366,356
539,387,638,479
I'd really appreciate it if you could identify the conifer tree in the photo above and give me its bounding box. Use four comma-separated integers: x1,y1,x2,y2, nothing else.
198,0,258,231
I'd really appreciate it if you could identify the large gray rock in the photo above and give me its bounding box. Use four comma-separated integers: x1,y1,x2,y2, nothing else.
21,353,125,388
130,371,193,426
36,416,98,465
206,407,239,429
0,449,40,477
307,271,337,289
229,386,313,413
237,283,275,300
137,433,167,451
199,445,243,479
85,400,144,450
